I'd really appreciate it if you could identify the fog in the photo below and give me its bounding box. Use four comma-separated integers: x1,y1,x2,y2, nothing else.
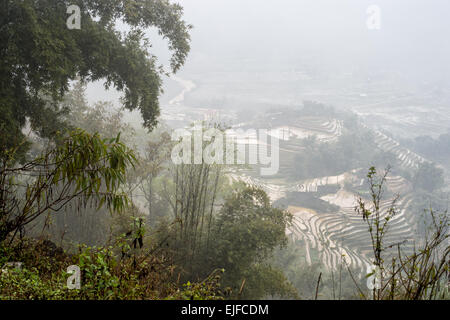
87,0,450,115
3,0,449,301
81,2,450,275
177,0,450,78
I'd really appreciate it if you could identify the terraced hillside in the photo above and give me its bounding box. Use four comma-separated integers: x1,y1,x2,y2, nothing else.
230,116,427,276
229,172,349,201
231,170,418,273
267,117,343,143
288,192,417,272
364,124,428,169
164,76,438,276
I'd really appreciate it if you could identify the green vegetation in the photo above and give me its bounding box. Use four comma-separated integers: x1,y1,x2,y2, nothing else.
272,241,365,300
0,83,296,299
1,83,448,300
0,239,222,300
274,192,340,213
0,0,448,302
355,167,449,300
0,129,136,244
403,131,450,162
412,162,445,192
0,0,191,160
285,117,398,180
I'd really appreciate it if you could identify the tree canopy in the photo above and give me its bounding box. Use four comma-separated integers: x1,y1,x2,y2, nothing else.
0,0,191,159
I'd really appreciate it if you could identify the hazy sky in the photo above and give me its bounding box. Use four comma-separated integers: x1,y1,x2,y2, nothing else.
175,0,450,73
87,0,450,104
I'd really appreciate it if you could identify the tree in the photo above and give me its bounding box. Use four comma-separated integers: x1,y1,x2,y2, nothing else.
60,82,135,143
208,186,294,298
166,161,224,270
37,83,137,246
413,162,445,193
355,167,449,300
355,167,399,300
0,129,136,244
0,0,191,159
133,130,173,225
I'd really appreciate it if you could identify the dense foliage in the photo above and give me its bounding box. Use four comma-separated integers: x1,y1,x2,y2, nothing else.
0,0,191,159
0,1,448,302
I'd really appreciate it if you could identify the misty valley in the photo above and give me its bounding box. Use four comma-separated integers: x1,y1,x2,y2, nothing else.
0,0,448,303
